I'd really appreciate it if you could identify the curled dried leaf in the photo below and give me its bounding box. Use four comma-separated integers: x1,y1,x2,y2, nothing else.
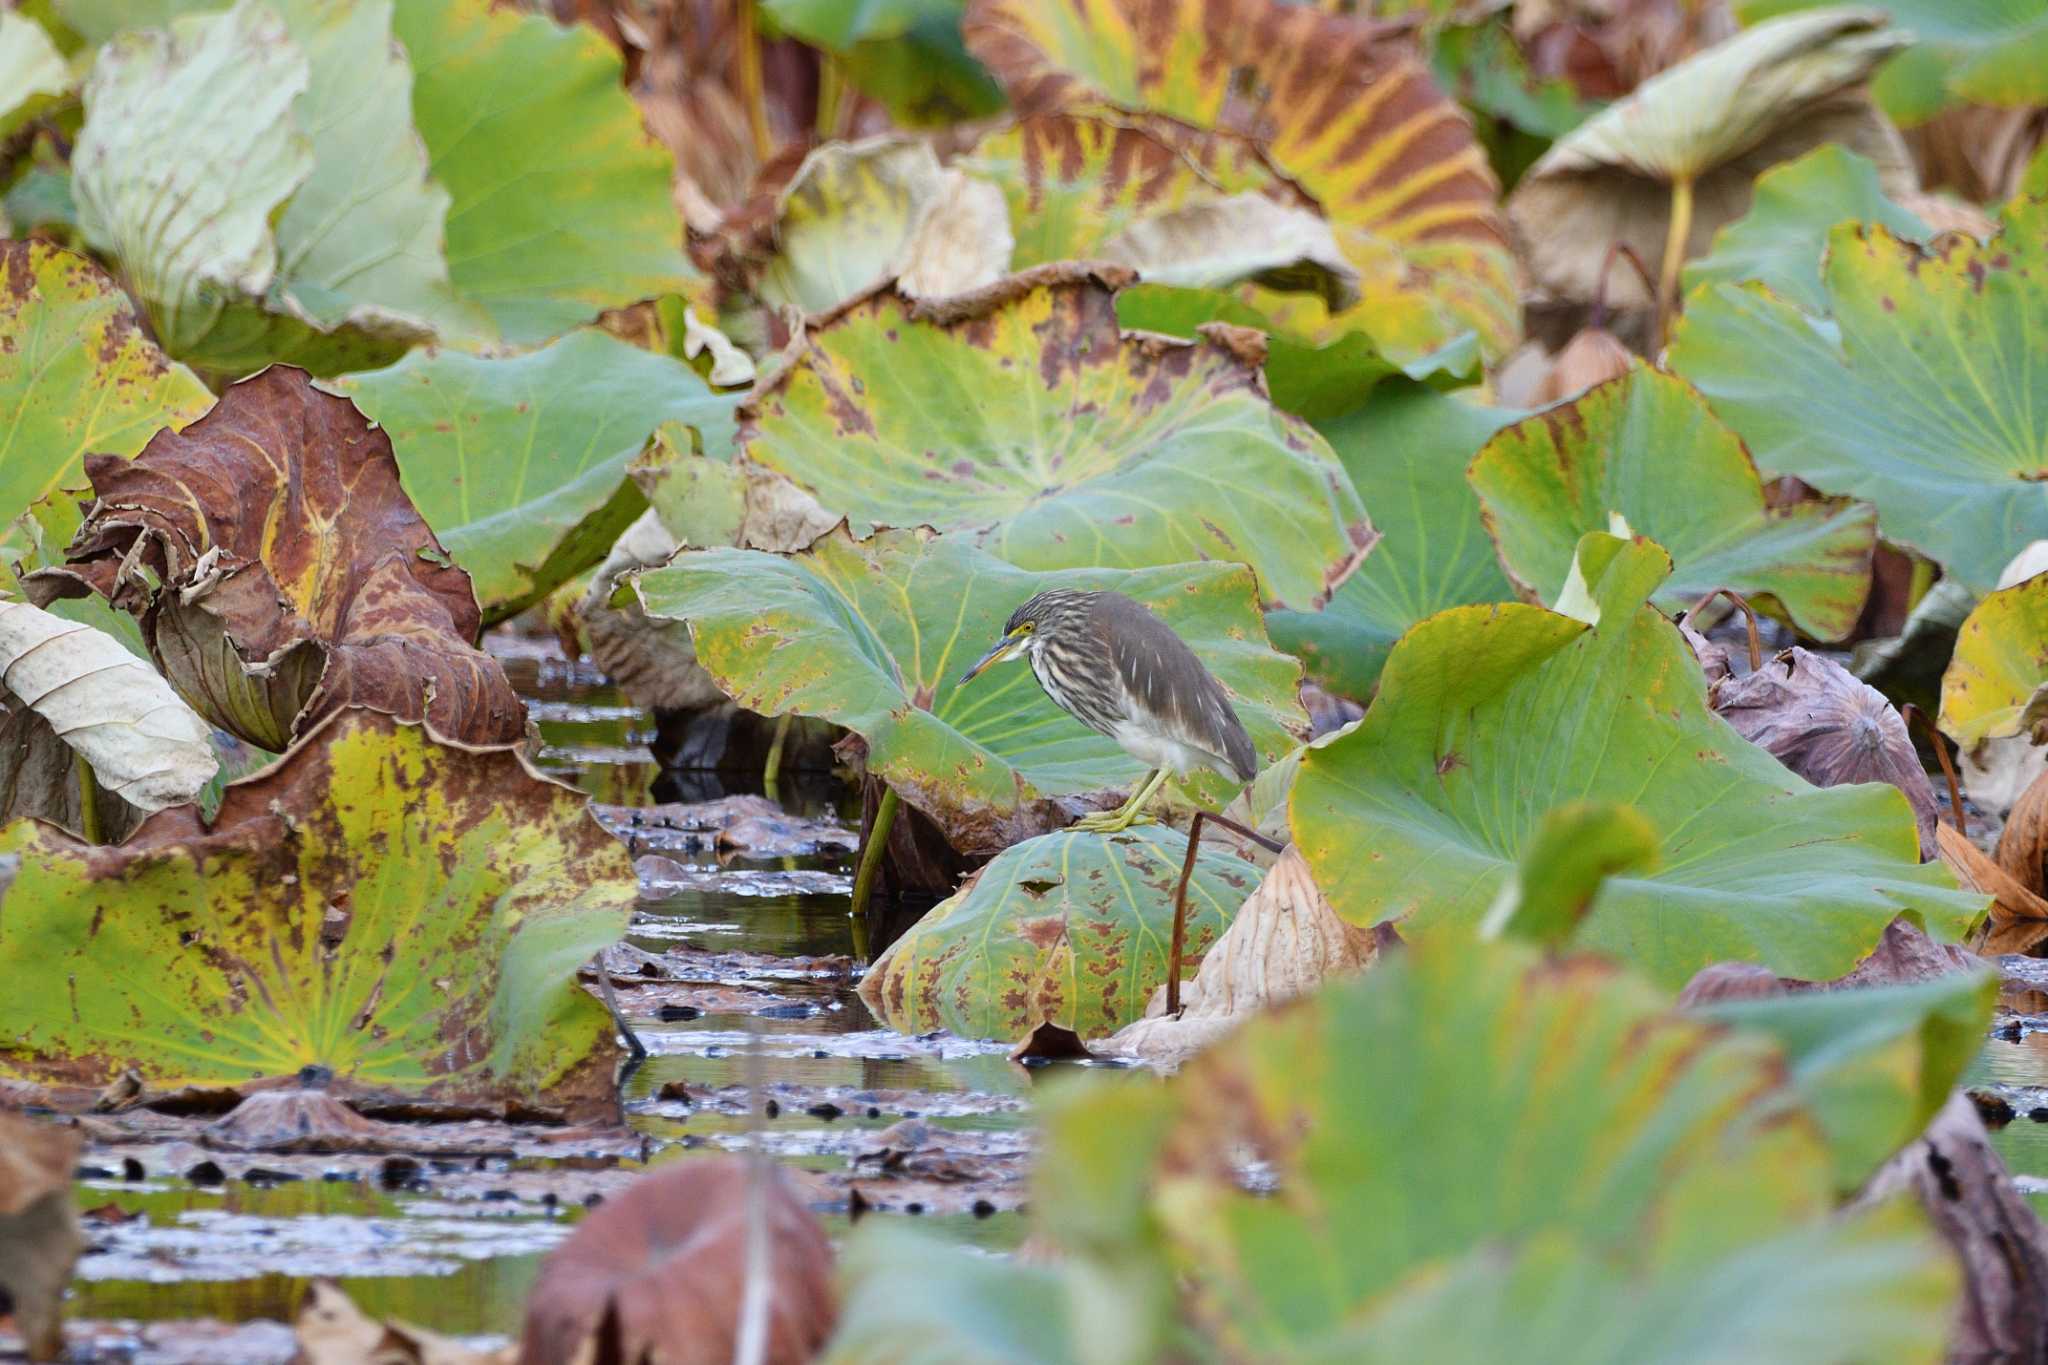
1936,822,2048,956
1998,768,2048,898
517,1157,836,1365
1712,646,1938,858
29,367,523,750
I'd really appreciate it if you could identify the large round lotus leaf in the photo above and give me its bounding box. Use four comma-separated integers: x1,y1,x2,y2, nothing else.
0,709,634,1119
1681,144,1931,316
71,2,313,371
631,527,1307,853
1469,365,1877,640
0,11,69,137
1670,199,2048,595
1290,535,1983,989
331,329,740,625
1738,0,2048,118
391,0,699,346
964,0,1520,365
1694,968,1996,1190
745,139,952,318
1266,383,1521,698
0,242,212,552
737,266,1372,611
1507,8,1911,312
1940,572,2048,748
30,368,525,753
1147,935,1956,1360
858,826,1256,1041
826,932,1959,1363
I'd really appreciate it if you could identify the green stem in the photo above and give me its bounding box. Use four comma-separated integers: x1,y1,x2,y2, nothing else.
735,0,773,167
849,786,899,953
1656,174,1695,347
762,711,793,806
74,751,104,845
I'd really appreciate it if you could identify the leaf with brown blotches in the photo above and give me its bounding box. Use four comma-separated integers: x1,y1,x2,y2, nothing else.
0,710,633,1120
518,1157,836,1365
1999,769,2048,898
28,366,523,751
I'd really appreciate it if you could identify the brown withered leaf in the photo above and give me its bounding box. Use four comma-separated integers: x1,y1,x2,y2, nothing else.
1937,822,2048,957
517,1156,836,1365
1854,1091,2048,1363
28,367,523,751
0,1110,84,1363
1712,646,1939,859
1103,845,1380,1067
1999,767,2048,899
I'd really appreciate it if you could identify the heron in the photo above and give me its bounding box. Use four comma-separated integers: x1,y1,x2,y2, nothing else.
956,588,1257,833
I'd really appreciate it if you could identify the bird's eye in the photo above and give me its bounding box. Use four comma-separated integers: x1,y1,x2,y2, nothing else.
1016,621,1033,636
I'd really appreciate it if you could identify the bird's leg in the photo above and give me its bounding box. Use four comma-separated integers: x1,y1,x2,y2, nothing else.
1072,768,1170,833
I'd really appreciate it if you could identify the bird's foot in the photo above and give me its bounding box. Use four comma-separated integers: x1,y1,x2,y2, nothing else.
1070,808,1155,834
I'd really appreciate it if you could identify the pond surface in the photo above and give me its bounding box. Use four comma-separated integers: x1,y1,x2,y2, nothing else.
47,635,1037,1362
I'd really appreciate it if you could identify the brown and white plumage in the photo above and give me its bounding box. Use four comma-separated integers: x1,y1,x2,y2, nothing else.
996,588,1257,783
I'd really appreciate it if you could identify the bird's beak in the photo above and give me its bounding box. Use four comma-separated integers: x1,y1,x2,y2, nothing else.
957,634,1022,686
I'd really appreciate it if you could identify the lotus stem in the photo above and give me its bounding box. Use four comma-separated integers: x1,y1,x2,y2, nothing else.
735,0,773,167
1685,587,1763,672
1901,703,1966,840
815,52,845,142
1657,175,1696,346
849,785,899,948
74,751,104,845
1167,811,1286,1016
590,953,647,1065
762,711,793,804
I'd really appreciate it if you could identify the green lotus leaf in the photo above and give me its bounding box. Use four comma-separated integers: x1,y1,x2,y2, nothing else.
826,932,1959,1363
1669,198,2048,595
737,266,1373,610
1940,571,2048,748
0,708,634,1118
964,0,1520,365
1469,365,1877,639
330,329,740,625
1695,968,1996,1189
1265,383,1521,697
0,242,213,555
858,826,1255,1041
391,0,699,346
71,2,311,371
1737,0,2048,119
0,11,70,137
1290,534,1983,989
1682,144,1931,316
630,527,1306,852
761,0,1003,126
1483,800,1661,949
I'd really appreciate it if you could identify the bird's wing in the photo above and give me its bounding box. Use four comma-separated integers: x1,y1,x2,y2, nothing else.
1098,597,1258,782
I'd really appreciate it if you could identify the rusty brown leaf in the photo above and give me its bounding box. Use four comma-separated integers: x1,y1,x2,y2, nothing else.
517,1156,837,1365
0,1110,83,1363
28,367,523,751
1937,822,2048,956
1712,646,1939,859
1999,767,2048,899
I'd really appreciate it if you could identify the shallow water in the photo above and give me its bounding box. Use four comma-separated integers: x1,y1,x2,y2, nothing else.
53,637,1032,1358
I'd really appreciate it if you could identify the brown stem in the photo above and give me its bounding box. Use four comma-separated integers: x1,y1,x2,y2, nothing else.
1168,812,1287,1016
1901,703,1966,840
1593,242,1658,328
1685,587,1763,672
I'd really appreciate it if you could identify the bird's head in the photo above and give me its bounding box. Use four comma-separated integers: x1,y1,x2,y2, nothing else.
957,589,1090,685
